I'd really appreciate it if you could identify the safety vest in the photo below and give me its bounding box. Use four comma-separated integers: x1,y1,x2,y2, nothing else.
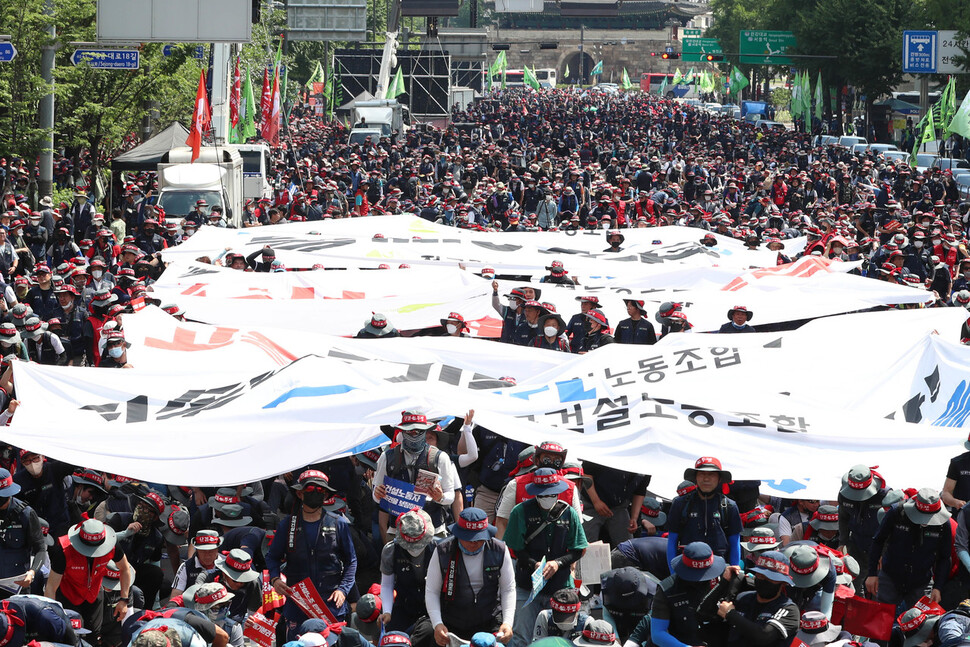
57,535,112,605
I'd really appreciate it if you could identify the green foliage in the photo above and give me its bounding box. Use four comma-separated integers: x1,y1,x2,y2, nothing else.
770,87,791,107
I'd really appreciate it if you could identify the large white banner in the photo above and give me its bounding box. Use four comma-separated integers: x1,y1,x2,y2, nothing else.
8,307,970,498
160,216,806,277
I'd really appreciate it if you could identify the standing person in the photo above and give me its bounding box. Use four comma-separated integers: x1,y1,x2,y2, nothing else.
0,468,47,599
577,311,613,353
581,462,648,548
718,306,756,333
372,411,456,541
666,457,743,567
866,488,952,608
14,451,72,537
837,464,886,590
45,519,132,638
613,300,657,345
379,509,435,633
266,470,357,638
418,508,514,647
502,469,587,647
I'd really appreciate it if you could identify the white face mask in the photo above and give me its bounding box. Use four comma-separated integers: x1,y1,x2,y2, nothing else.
536,495,558,510
544,325,559,337
933,238,941,245
405,544,427,557
25,461,43,477
446,323,458,335
91,270,103,280
108,346,124,359
554,620,577,632
914,241,923,248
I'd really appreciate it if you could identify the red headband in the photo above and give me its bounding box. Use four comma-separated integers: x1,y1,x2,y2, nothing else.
550,599,581,613
225,554,251,572
400,413,426,425
848,473,873,489
195,588,229,605
755,556,789,576
790,554,820,575
79,525,105,544
533,472,561,486
746,534,776,545
898,612,926,633
458,517,488,531
581,629,615,644
214,493,239,504
915,498,942,514
682,553,714,569
800,616,828,631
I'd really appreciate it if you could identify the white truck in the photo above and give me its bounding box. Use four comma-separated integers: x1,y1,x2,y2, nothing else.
349,99,406,144
225,143,273,202
156,147,244,228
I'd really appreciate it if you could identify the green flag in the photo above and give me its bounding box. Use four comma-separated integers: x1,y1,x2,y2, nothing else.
683,68,695,85
790,71,801,116
814,71,823,122
729,66,748,96
591,60,603,76
386,66,405,99
801,71,812,125
238,64,257,141
658,76,668,96
946,89,970,139
306,61,324,88
524,65,541,90
672,68,683,85
939,76,956,130
564,63,570,81
911,109,936,166
621,68,633,90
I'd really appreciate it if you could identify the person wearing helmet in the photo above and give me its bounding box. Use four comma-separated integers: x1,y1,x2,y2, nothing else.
576,310,613,353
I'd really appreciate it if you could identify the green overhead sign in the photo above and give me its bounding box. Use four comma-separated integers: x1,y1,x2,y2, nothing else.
683,37,723,62
739,30,796,65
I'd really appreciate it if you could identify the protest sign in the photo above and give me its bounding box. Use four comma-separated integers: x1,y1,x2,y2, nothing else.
379,477,428,516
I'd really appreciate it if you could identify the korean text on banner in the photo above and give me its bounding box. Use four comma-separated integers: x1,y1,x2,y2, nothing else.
380,477,428,516
243,612,278,647
289,578,338,623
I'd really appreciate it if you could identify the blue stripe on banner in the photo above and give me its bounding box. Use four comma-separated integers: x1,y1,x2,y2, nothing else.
262,385,357,408
347,436,387,454
556,378,595,402
934,380,970,427
511,386,550,400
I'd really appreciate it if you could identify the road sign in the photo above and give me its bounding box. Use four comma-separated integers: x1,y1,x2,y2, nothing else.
938,30,969,74
0,42,17,63
683,37,722,62
902,30,937,73
739,30,796,65
71,48,140,69
681,28,701,38
163,44,205,59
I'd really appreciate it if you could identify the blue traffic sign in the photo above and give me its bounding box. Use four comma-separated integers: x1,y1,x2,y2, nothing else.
0,42,17,63
163,44,205,59
71,49,140,70
903,30,937,73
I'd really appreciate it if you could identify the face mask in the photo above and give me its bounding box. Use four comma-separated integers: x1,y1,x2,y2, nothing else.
184,229,195,237
402,433,427,454
405,544,427,557
536,495,558,510
74,493,90,507
302,490,326,509
933,238,941,245
25,462,43,477
915,241,923,248
91,270,103,280
458,542,484,556
554,620,576,632
206,607,228,622
445,323,458,335
108,346,124,359
754,578,782,599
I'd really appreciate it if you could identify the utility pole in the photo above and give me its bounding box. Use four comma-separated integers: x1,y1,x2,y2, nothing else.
38,0,55,202
580,24,585,86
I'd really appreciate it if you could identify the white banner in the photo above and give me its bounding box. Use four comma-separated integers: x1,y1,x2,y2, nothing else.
8,307,970,498
160,216,806,277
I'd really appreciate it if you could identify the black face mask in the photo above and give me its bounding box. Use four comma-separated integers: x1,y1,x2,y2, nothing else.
754,578,782,599
302,491,326,509
680,579,711,595
0,496,10,508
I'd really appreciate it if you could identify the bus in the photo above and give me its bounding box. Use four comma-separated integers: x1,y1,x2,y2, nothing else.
487,68,556,88
640,72,692,98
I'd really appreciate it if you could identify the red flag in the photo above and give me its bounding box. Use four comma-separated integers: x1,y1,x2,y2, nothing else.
230,58,241,130
185,71,211,163
259,67,272,127
261,65,281,145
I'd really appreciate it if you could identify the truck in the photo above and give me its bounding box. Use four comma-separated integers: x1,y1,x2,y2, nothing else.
225,143,273,202
349,99,407,144
156,147,244,228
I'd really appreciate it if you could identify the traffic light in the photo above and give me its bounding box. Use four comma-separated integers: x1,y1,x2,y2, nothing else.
661,52,680,60
492,43,510,50
539,43,558,50
651,52,657,57
705,54,724,62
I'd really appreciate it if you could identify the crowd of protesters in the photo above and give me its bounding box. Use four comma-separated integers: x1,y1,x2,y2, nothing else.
0,87,968,647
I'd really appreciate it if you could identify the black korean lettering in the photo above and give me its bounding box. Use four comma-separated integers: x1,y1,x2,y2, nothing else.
592,396,630,431
771,415,810,433
604,367,635,388
639,393,677,420
637,356,668,383
673,348,707,374
711,347,742,369
727,412,768,428
680,404,715,428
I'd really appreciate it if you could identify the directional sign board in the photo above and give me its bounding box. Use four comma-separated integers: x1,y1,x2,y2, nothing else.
0,42,17,63
162,44,206,59
681,28,701,39
739,30,796,65
71,49,140,70
902,30,937,73
937,30,969,74
682,37,722,62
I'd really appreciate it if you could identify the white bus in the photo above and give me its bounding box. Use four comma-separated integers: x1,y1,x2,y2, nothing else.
487,68,557,88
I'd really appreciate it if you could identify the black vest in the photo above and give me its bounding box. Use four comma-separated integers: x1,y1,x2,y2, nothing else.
385,446,445,527
656,577,707,646
389,543,435,629
0,499,31,577
436,537,505,634
513,500,572,591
